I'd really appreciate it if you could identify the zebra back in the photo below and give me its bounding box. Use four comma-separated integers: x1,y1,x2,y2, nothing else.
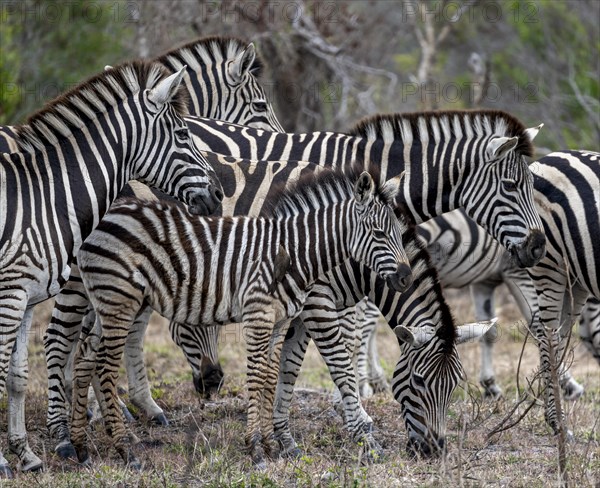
184,110,545,267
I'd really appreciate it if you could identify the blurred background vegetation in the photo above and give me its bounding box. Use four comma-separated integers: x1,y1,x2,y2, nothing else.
1,0,598,153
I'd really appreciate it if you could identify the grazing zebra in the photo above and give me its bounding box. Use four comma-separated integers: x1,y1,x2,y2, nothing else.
272,212,495,459
41,109,548,459
0,60,221,477
70,168,411,469
10,36,283,457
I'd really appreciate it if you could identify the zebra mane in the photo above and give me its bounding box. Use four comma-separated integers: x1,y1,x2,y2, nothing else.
14,60,187,153
156,36,264,77
349,110,534,158
262,165,394,219
395,204,457,352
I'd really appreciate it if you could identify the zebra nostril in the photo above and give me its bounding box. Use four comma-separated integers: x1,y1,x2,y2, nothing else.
213,187,224,202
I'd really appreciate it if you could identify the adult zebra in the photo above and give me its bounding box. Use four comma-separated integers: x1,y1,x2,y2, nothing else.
41,109,548,459
19,35,283,457
0,61,221,476
70,168,411,469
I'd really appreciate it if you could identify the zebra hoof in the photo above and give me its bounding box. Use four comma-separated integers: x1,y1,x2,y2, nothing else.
361,435,384,464
128,458,142,471
481,378,503,399
282,446,302,459
56,440,78,460
75,445,90,465
359,383,374,399
370,379,390,394
563,381,585,401
21,458,43,473
0,464,14,479
151,413,169,426
122,406,136,423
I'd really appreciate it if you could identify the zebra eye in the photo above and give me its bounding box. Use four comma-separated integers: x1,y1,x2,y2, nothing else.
252,101,268,112
502,180,518,192
413,373,426,388
374,228,387,239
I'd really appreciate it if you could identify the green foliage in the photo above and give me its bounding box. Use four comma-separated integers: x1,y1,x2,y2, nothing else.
1,0,134,124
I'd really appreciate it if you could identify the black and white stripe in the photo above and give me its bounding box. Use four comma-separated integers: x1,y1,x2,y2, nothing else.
0,60,221,476
68,168,410,468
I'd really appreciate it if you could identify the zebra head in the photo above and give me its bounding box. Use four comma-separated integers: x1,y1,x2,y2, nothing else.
133,65,223,215
392,319,494,457
225,43,284,131
351,172,412,292
169,322,223,398
461,122,546,268
158,37,283,131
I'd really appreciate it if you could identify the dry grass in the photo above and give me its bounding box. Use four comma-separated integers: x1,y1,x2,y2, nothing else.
1,286,598,487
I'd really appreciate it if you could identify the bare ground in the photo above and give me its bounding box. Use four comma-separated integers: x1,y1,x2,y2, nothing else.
0,286,598,487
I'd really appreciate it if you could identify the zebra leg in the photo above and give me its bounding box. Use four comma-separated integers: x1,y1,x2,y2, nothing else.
364,302,388,394
0,290,29,478
70,318,102,465
7,307,43,472
273,318,310,458
259,318,293,460
535,279,588,436
471,282,502,398
44,268,89,458
354,298,372,399
124,306,168,425
242,312,278,470
579,297,600,365
505,268,585,402
301,299,383,463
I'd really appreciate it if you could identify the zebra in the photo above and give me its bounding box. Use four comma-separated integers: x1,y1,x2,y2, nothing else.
0,60,222,477
41,109,548,459
1,36,285,458
69,167,411,469
358,149,600,436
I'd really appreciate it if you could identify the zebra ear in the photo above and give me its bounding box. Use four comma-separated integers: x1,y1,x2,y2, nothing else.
394,325,436,347
486,136,519,160
381,172,404,200
229,43,256,82
147,66,187,108
524,123,544,142
104,65,113,71
455,317,498,344
354,171,375,205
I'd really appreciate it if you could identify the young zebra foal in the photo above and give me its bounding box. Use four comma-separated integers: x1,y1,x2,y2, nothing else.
71,168,411,469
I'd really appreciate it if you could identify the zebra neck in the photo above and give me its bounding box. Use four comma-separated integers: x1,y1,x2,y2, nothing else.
16,126,132,252
277,207,353,289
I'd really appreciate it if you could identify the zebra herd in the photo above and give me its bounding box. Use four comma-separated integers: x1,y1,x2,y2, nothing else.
0,36,598,476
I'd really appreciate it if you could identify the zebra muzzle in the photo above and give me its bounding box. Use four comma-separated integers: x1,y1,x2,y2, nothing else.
189,184,224,216
509,229,546,268
386,263,413,292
